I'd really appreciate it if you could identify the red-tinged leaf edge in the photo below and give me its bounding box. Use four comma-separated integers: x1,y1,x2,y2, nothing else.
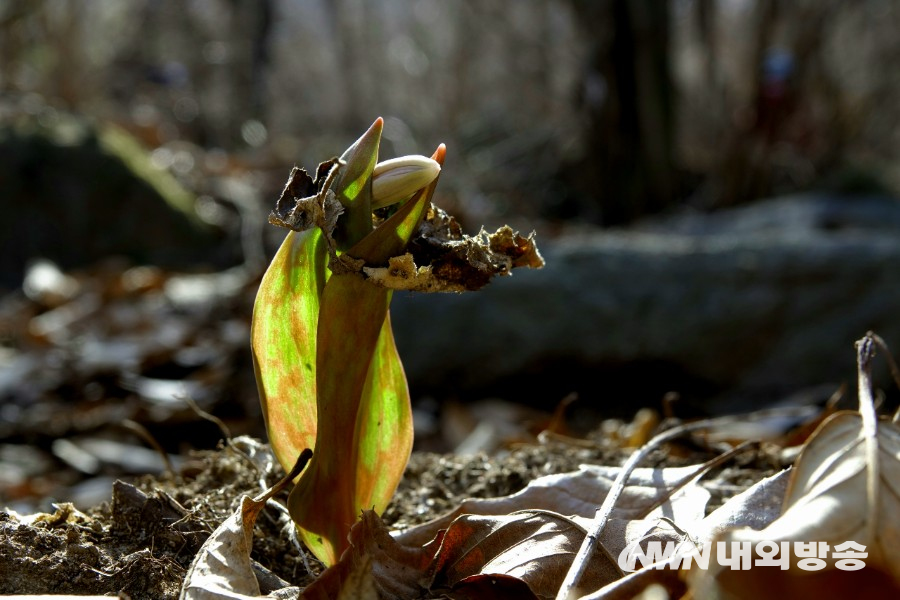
251,228,327,476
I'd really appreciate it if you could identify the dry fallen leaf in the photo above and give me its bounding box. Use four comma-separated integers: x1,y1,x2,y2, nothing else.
396,463,711,562
700,560,900,600
773,411,900,576
690,468,791,541
304,508,620,600
582,469,790,600
690,411,900,595
180,450,310,600
179,494,298,600
335,555,379,600
427,509,622,598
306,464,719,599
688,335,900,598
301,510,439,600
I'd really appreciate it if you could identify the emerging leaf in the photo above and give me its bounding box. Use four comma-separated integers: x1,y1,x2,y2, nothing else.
331,118,382,250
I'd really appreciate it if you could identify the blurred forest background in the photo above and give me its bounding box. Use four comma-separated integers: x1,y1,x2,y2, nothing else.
3,0,900,510
3,0,900,241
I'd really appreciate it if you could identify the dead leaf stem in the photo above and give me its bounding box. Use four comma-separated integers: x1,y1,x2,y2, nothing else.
120,418,176,478
867,331,900,394
257,448,312,504
856,334,880,558
181,393,233,441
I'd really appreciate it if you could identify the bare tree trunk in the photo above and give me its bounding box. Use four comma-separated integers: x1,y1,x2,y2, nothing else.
324,0,368,132
559,0,677,226
715,0,778,207
219,0,273,144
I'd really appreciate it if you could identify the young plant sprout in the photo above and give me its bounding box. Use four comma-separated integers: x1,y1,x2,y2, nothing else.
252,118,543,566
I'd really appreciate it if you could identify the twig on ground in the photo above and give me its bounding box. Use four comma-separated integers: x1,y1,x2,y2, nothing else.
181,393,232,440
120,418,175,477
638,440,756,519
555,406,819,600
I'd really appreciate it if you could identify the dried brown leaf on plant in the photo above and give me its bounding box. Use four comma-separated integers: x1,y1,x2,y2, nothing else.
357,204,544,293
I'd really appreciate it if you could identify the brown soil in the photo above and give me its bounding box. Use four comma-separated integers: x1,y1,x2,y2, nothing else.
0,432,780,598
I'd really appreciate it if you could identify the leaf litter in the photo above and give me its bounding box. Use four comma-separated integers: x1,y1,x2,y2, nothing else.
4,248,900,598
297,335,900,600
180,448,311,600
1,410,785,599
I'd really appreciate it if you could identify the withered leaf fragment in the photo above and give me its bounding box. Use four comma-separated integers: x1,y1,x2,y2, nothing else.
268,159,343,235
361,206,544,292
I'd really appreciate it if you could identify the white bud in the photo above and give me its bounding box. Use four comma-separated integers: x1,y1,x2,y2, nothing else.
371,155,440,209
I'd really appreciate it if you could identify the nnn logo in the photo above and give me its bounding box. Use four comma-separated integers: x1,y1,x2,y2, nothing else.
618,538,869,572
617,537,710,573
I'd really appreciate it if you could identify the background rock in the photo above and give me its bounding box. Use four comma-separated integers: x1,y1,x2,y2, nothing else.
391,194,900,413
0,115,232,290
